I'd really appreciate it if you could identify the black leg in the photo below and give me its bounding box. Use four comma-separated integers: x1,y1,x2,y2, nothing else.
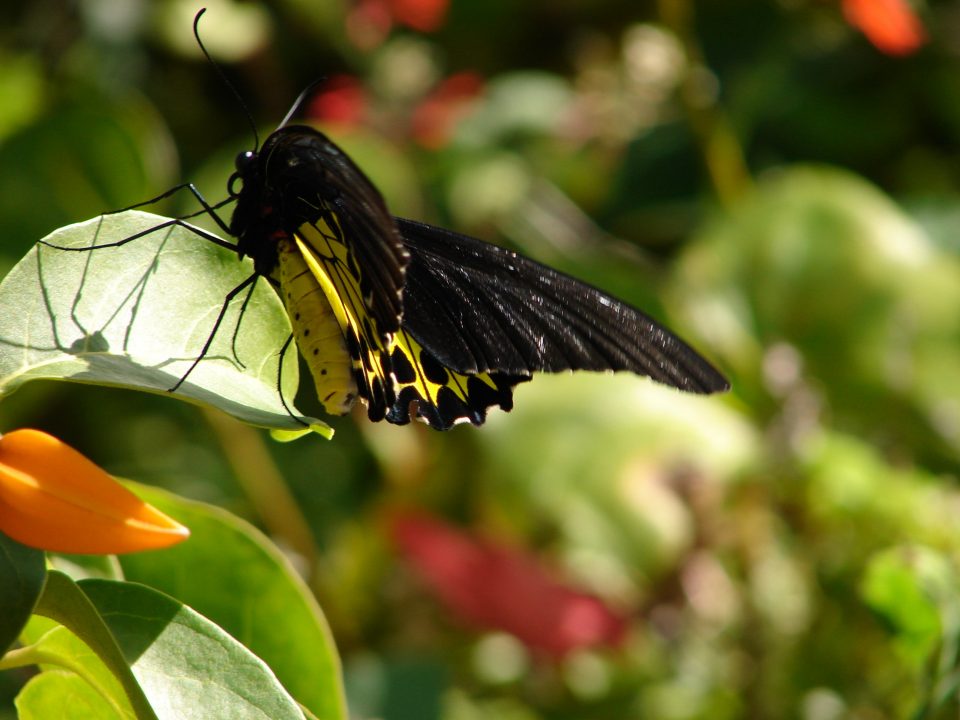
169,272,260,392
40,216,237,253
276,333,308,426
110,182,235,236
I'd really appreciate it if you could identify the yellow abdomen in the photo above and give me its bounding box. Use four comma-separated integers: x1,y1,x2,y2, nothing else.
277,238,357,414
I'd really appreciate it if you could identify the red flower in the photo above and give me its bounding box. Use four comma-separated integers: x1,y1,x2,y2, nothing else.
385,0,449,32
842,0,926,56
410,72,484,149
307,75,368,128
347,0,449,48
390,511,627,658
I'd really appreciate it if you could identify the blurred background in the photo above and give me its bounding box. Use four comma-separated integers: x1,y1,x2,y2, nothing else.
2,0,960,717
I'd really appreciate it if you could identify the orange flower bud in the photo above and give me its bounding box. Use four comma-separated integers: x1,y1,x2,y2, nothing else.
0,429,189,554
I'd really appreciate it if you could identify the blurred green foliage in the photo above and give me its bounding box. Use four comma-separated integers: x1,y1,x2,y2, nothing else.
3,0,960,717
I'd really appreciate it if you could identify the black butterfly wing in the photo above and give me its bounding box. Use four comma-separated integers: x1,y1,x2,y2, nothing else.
395,217,729,394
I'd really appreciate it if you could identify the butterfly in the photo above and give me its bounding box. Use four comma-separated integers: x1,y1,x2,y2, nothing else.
219,122,728,430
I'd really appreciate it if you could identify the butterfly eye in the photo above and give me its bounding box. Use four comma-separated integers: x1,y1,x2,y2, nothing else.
234,150,257,173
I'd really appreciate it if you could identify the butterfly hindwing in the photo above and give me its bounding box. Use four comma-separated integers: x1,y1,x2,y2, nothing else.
290,221,396,421
285,220,528,429
384,328,528,429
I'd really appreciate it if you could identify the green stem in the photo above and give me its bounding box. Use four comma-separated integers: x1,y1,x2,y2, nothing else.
658,0,752,207
202,408,319,583
0,643,52,671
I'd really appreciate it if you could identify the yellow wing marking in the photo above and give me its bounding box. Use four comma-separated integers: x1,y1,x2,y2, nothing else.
294,218,395,416
392,329,498,405
386,329,511,427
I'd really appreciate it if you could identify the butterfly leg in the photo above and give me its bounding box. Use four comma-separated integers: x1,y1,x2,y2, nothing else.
168,272,259,392
274,333,307,426
41,182,237,254
109,182,235,236
225,279,260,370
39,217,237,253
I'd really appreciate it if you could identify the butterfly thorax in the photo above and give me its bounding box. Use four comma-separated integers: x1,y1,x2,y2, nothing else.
229,129,343,279
224,125,415,420
228,126,408,332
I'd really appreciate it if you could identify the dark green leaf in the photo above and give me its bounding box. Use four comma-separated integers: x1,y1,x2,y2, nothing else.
0,531,46,655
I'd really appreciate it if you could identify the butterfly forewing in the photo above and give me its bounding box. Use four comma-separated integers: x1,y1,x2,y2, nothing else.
396,218,729,394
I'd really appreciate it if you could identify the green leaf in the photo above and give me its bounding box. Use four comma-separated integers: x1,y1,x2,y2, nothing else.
19,569,316,719
861,546,948,670
0,531,46,655
15,622,137,719
28,570,157,720
16,669,125,720
119,484,346,720
80,578,308,720
0,211,327,432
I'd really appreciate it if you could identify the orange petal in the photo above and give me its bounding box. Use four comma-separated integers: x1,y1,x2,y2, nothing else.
0,429,189,554
843,0,926,56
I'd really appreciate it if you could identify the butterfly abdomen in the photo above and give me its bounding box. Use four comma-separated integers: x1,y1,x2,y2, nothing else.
277,238,357,415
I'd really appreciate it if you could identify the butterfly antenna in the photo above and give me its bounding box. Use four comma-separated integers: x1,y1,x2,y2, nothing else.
277,77,327,129
193,8,260,151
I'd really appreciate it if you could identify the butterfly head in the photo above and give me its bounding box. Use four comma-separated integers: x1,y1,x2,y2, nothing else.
227,142,284,274
227,127,341,275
